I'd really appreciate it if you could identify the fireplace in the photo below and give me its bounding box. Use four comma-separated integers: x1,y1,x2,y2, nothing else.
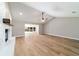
5,29,9,42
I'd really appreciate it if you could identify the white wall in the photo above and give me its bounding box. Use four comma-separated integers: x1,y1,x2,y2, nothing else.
12,21,24,36
39,24,44,35
12,20,44,37
44,17,79,40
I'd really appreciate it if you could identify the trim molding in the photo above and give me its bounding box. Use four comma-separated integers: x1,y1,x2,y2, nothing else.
15,35,24,38
45,33,79,40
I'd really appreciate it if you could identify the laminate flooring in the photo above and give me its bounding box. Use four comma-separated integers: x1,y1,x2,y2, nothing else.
15,34,79,56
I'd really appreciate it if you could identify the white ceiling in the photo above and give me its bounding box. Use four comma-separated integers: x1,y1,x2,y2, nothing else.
8,2,52,24
8,2,79,24
23,2,79,17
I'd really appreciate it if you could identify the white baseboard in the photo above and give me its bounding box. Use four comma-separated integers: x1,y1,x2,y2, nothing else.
45,33,79,40
15,35,24,38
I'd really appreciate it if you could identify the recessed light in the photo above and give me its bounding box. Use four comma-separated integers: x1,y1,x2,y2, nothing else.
19,12,23,15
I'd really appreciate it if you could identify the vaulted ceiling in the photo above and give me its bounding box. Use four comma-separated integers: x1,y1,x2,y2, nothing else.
8,2,79,24
23,2,79,17
8,2,52,24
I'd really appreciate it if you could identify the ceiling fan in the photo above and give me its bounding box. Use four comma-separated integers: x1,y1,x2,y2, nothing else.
41,12,47,22
41,12,55,23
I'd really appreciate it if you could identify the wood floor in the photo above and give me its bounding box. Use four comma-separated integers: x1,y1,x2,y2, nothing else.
15,34,79,56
